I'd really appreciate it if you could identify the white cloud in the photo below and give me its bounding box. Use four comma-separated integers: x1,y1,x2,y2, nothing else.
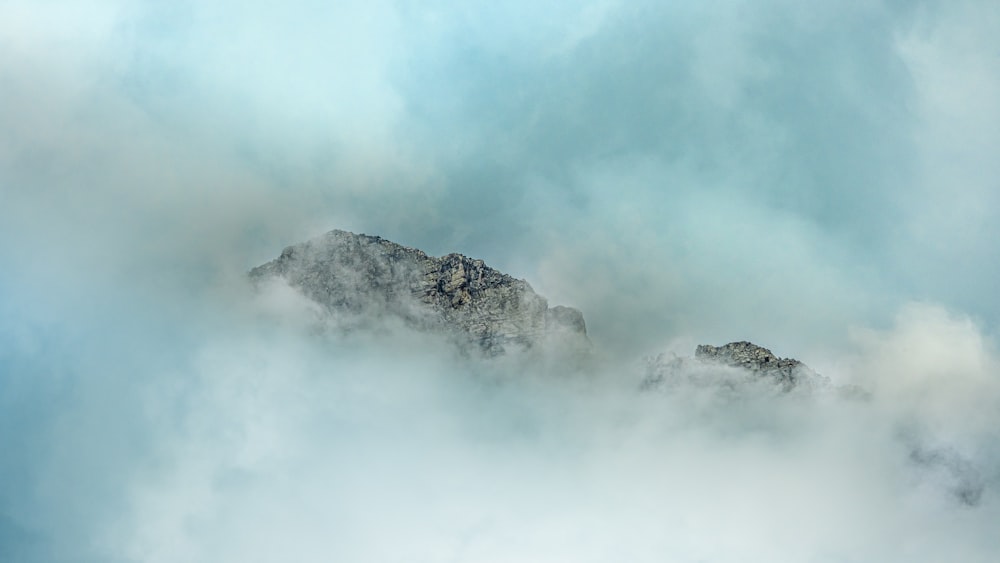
2,0,1000,560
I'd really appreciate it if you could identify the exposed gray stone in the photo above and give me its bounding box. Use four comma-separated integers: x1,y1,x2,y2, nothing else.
249,229,589,356
250,231,827,391
695,341,816,389
644,341,826,392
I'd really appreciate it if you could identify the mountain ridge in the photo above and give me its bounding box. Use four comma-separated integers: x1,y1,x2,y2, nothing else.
250,229,589,356
250,229,820,389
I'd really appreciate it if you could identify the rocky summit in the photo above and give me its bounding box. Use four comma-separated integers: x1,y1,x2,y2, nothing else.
249,229,589,356
695,341,813,386
250,230,824,390
643,341,824,392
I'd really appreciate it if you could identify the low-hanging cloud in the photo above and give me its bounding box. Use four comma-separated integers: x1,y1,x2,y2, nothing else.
5,284,1000,562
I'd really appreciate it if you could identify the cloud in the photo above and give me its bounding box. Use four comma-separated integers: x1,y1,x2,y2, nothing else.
3,268,1000,561
1,0,1000,561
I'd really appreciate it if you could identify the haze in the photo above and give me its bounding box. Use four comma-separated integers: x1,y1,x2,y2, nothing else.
2,1,999,561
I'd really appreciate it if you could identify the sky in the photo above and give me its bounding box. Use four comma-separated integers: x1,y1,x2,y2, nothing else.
2,0,1000,561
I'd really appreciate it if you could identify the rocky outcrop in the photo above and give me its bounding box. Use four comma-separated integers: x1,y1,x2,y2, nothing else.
644,341,824,391
695,341,814,388
249,229,588,356
250,230,826,390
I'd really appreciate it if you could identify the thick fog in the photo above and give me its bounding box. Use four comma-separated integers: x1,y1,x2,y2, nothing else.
2,1,1000,561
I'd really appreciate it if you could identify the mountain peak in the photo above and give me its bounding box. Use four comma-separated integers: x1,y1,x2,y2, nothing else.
250,229,588,356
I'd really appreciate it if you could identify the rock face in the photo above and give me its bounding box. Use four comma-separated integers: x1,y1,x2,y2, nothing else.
695,341,812,387
249,229,588,355
644,341,823,391
250,230,824,390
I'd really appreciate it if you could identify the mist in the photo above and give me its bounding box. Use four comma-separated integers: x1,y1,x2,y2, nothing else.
2,0,1000,561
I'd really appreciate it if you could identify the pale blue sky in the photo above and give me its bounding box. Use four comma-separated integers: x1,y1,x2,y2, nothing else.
2,1,1000,560
3,0,998,354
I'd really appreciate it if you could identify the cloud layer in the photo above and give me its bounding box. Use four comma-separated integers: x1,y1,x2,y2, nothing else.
2,0,1000,561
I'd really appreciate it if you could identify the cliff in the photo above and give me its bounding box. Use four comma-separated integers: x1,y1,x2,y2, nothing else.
249,229,589,356
251,230,826,391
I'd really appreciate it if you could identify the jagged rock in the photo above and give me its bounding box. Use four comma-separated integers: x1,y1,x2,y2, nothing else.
695,341,813,387
644,341,824,392
249,229,589,356
250,231,825,389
